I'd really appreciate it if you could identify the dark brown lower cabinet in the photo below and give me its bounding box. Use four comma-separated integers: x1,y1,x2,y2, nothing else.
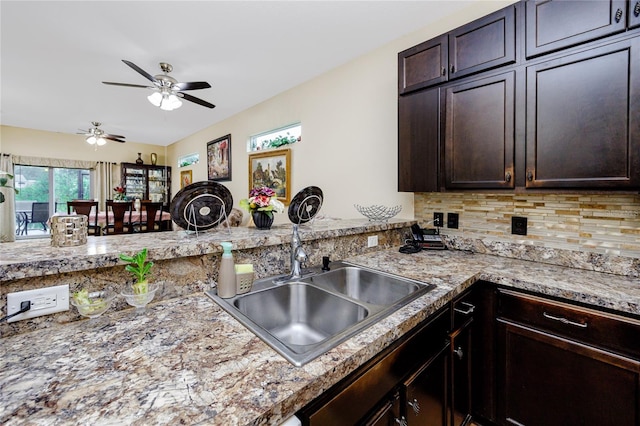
403,345,449,426
497,321,640,426
298,307,450,426
496,289,640,426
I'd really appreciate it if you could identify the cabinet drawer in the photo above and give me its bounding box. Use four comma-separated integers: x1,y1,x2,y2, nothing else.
497,289,640,360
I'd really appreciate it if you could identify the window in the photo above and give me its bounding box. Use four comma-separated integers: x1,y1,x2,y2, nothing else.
14,165,92,238
248,123,301,152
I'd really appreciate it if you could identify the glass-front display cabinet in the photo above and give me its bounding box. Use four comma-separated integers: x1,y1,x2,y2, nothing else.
120,163,172,207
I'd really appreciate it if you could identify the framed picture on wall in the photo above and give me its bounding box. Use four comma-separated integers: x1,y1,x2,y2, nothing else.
207,134,232,181
180,170,192,189
248,148,291,203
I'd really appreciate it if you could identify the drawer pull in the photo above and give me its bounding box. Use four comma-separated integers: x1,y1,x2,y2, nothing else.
454,301,475,315
395,416,408,426
408,398,421,415
543,311,588,328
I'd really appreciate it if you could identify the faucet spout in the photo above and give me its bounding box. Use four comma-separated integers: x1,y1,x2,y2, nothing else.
275,224,312,283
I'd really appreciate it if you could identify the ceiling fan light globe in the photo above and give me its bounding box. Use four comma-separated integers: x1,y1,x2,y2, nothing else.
86,136,97,145
147,92,162,107
97,137,107,146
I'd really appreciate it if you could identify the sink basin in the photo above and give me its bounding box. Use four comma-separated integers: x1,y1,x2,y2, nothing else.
233,283,368,347
301,266,422,307
205,262,435,366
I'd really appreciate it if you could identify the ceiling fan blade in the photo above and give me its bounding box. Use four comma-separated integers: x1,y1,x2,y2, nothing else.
104,136,126,143
122,59,157,83
104,133,125,139
174,81,211,91
102,81,152,89
179,92,216,109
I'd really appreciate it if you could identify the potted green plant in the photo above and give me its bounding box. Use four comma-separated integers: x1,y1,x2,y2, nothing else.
119,248,153,294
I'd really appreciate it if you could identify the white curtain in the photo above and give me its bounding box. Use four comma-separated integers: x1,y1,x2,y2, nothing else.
0,153,17,242
95,162,120,211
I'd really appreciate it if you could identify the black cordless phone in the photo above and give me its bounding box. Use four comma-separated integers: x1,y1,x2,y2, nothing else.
406,224,446,250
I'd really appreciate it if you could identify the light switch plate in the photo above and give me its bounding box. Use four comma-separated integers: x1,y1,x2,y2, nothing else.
7,284,69,323
367,235,379,248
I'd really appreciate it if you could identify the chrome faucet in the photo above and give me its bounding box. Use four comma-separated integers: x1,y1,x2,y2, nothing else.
290,224,307,278
275,224,310,283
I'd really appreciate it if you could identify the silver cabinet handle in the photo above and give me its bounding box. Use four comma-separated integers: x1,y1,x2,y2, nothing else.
395,416,408,426
454,346,464,360
543,311,587,328
454,301,475,315
408,398,421,415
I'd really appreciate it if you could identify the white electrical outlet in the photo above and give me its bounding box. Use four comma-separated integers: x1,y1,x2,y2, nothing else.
367,235,379,248
6,284,69,323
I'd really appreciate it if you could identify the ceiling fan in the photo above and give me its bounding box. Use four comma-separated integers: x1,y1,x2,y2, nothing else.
103,60,215,110
77,122,126,145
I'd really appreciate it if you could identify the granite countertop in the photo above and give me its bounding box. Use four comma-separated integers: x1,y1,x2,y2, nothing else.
2,249,639,425
0,219,411,282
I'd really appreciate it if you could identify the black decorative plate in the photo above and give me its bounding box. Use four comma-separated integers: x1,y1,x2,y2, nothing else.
288,186,323,224
170,181,233,231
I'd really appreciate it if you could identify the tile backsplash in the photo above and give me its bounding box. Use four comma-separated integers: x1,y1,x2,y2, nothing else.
415,193,640,258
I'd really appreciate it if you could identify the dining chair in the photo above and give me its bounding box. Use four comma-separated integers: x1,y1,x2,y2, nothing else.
139,201,164,232
67,200,100,236
22,202,49,235
105,200,134,235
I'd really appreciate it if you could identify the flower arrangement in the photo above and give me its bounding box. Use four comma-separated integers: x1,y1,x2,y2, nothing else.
113,186,127,201
239,186,285,219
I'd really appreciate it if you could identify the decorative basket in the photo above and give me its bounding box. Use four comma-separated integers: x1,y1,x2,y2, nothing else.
50,215,87,247
354,204,402,222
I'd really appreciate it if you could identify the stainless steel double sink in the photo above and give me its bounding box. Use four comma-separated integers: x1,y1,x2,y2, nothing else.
205,262,435,366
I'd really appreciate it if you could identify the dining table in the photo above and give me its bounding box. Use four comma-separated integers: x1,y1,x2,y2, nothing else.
91,210,172,229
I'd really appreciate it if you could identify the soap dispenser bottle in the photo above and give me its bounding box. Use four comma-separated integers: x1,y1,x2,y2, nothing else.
217,242,236,298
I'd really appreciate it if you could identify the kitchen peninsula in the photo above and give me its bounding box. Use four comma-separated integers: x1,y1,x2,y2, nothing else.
1,220,640,425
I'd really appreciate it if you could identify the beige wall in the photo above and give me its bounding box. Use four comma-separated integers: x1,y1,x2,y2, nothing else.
1,126,168,165
167,1,516,225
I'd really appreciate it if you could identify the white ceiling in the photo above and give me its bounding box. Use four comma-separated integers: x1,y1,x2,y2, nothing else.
1,1,473,146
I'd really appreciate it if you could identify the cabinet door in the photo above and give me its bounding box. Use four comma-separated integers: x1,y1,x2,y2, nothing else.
525,39,640,188
450,321,472,426
121,164,147,201
525,0,627,58
399,35,448,94
631,0,640,29
364,392,403,426
497,320,640,426
445,72,515,189
147,166,171,205
449,5,517,79
403,346,449,426
398,88,441,192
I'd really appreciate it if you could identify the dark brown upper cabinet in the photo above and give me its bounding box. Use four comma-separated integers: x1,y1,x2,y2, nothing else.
525,38,640,189
525,0,628,58
445,72,516,189
398,35,448,95
448,5,517,79
398,88,441,192
630,0,640,29
398,5,517,95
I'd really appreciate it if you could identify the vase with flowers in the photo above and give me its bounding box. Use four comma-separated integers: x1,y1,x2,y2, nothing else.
239,186,284,230
113,186,127,201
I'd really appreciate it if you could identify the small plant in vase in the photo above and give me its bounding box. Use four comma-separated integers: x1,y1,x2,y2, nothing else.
239,186,285,230
119,248,158,310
